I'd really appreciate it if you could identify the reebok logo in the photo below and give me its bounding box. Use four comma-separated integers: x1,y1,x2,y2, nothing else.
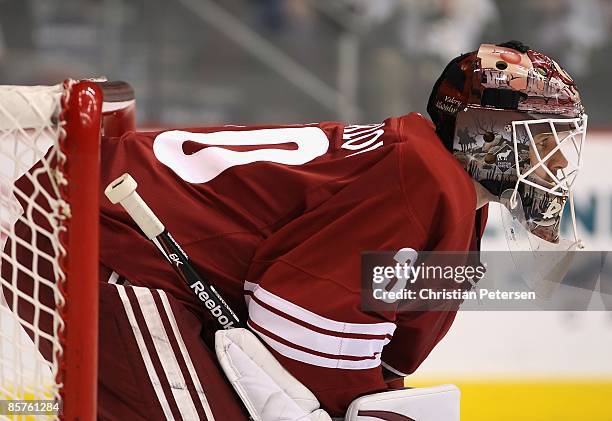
190,281,235,329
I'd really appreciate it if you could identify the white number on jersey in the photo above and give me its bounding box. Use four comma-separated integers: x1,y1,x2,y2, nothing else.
153,127,329,184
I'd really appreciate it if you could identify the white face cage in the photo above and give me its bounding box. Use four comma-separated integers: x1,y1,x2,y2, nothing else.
508,113,588,246
511,114,587,196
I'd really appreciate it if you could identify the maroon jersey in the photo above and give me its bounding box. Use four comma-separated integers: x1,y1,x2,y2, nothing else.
99,112,485,415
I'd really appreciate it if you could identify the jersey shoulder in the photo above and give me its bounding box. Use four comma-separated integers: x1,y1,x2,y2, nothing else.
396,113,476,234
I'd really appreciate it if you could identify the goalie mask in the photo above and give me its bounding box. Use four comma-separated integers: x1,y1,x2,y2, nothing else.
427,41,587,256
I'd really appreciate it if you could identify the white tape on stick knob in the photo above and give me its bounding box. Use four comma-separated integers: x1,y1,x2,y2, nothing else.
104,173,165,239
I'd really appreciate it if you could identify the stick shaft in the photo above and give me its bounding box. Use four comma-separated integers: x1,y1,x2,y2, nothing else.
105,173,243,329
152,230,242,329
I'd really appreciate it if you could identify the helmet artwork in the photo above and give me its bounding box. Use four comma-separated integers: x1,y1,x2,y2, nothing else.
427,41,587,250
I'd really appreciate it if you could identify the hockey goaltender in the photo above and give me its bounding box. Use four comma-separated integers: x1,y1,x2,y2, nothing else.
90,41,586,420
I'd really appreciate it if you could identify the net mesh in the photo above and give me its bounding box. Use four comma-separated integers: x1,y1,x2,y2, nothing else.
0,83,71,420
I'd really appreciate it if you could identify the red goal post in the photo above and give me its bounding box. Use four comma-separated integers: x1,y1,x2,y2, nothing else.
0,80,104,420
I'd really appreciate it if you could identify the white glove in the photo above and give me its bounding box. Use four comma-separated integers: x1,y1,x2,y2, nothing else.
215,328,332,421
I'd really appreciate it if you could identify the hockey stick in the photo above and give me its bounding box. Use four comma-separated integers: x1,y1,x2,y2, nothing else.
104,173,243,330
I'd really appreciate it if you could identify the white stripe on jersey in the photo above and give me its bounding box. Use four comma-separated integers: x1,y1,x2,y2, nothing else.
107,271,119,284
132,287,200,420
244,280,256,308
157,290,215,421
116,285,175,420
248,298,391,358
243,280,257,292
249,321,383,370
244,281,396,370
245,281,396,336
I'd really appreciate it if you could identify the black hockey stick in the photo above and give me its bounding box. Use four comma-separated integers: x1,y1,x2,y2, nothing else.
104,173,243,330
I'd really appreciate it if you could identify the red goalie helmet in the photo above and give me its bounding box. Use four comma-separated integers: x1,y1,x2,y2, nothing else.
427,41,587,268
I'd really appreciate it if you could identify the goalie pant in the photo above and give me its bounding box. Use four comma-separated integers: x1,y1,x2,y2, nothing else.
97,271,248,421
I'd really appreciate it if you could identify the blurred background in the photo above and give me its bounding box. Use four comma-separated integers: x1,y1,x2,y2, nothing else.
1,1,611,420
1,0,611,126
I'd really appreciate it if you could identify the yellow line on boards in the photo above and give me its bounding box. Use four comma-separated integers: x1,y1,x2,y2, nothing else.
407,379,612,421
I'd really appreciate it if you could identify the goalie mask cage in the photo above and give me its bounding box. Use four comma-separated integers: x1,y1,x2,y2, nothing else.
0,81,102,420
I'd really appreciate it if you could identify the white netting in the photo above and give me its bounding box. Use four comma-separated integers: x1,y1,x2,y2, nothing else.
0,84,69,420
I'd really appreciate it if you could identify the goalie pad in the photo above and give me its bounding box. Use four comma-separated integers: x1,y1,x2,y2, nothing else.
215,328,332,421
344,384,460,421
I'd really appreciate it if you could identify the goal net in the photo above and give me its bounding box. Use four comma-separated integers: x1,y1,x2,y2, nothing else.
0,81,101,420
